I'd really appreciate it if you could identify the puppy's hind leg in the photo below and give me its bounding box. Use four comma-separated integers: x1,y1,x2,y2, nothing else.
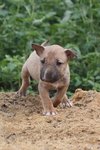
17,64,30,96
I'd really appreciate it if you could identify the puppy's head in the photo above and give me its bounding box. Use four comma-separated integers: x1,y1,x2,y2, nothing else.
32,43,76,83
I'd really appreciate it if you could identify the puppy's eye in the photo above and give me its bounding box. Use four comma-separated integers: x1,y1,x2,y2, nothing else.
40,58,45,64
56,60,63,66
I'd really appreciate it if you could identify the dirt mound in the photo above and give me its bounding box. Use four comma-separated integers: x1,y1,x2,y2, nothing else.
72,89,100,108
0,89,100,150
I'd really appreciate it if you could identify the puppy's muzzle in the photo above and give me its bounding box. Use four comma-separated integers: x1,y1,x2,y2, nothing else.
40,66,60,83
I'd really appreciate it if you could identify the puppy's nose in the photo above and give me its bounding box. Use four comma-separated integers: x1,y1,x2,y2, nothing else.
40,66,60,83
41,71,59,83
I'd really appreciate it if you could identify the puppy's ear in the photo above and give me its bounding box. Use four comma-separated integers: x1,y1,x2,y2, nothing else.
65,49,77,60
32,44,44,56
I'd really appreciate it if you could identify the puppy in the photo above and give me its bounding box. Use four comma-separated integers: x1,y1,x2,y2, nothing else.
17,42,76,115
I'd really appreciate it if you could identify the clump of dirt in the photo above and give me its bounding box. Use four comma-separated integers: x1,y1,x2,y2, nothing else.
0,89,100,150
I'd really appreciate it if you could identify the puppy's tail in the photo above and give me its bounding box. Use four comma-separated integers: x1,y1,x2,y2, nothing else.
41,40,50,46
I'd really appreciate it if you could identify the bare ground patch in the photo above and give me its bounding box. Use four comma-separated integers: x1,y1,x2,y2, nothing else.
0,89,100,150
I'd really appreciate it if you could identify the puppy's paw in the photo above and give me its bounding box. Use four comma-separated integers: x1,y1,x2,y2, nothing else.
43,111,57,116
60,99,73,108
16,90,26,97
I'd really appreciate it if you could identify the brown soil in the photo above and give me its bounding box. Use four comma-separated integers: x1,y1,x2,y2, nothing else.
0,89,100,150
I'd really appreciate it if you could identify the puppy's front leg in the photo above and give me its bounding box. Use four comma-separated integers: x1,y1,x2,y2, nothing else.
38,82,56,116
53,87,72,108
53,86,67,107
61,94,73,108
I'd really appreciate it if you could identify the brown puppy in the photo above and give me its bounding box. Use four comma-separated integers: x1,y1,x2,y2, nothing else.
17,42,76,115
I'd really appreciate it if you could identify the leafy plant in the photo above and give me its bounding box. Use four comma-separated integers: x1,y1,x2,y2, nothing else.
69,52,100,92
0,55,24,90
0,0,100,92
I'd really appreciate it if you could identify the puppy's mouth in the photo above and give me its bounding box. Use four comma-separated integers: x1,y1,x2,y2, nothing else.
41,78,59,83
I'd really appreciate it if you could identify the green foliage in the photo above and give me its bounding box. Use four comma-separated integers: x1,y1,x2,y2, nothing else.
0,55,24,91
69,52,100,93
0,0,100,92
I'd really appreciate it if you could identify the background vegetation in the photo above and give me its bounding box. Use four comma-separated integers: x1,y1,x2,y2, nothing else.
0,0,100,95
